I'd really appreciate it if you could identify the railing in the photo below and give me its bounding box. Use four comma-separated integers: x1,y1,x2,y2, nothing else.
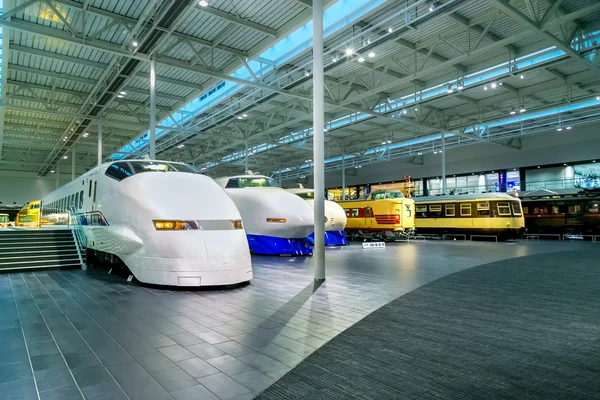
68,207,87,269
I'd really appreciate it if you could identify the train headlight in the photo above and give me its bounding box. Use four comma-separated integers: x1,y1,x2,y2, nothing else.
266,218,287,223
231,219,243,230
153,220,187,230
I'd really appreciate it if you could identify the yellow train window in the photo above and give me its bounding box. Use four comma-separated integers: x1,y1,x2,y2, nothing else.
523,206,529,214
460,204,471,216
429,205,442,212
477,202,489,210
445,204,455,216
416,205,427,213
497,202,511,216
512,202,522,216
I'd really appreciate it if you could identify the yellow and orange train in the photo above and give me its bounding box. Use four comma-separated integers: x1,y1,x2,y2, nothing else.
337,190,415,240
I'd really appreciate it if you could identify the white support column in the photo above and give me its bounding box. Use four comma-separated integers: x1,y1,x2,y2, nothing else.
97,117,103,166
71,149,76,181
313,0,325,282
149,59,157,159
244,140,249,173
56,164,59,190
441,131,447,194
341,151,346,200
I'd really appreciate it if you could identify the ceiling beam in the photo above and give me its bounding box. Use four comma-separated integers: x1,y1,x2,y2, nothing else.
195,5,277,38
487,0,600,80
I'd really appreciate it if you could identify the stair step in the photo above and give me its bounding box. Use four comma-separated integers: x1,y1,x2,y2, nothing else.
0,245,77,251
0,250,79,258
0,239,76,245
0,263,83,272
0,257,82,267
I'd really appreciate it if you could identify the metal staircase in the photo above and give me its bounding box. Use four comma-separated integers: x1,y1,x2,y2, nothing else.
0,229,85,272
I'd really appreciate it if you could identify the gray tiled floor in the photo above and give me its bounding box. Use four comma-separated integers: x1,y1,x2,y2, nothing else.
0,240,589,399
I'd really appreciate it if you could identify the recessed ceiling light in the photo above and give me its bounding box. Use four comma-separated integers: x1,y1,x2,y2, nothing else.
117,94,124,98
63,155,68,159
198,0,208,6
566,126,572,130
51,170,55,173
132,40,138,47
388,27,393,33
557,127,563,131
242,114,248,117
357,57,365,63
368,51,375,58
345,48,353,56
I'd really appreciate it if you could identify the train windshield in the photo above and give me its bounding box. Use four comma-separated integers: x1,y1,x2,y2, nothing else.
105,161,199,182
295,192,315,199
226,177,280,188
371,191,405,200
0,215,8,223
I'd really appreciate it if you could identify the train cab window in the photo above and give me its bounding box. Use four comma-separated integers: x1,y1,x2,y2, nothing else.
497,202,511,216
445,204,455,216
105,163,134,181
511,202,522,216
226,177,279,188
477,202,490,216
460,204,472,216
295,192,314,199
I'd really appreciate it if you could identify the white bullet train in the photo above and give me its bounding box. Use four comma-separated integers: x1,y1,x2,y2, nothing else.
40,160,252,286
287,185,349,246
214,174,314,255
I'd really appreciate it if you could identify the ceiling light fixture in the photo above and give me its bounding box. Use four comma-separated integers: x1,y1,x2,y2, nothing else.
566,126,572,130
388,27,393,33
520,74,524,79
242,114,248,117
177,144,185,148
368,51,375,58
557,127,563,131
332,56,338,62
82,132,89,137
117,94,124,98
357,57,365,63
305,70,311,76
63,155,68,159
446,85,454,93
457,82,464,90
381,141,386,145
483,85,488,90
120,91,126,95
429,4,435,12
491,82,497,89
519,106,526,113
498,82,503,86
50,170,55,173
237,116,243,119
387,140,392,144
198,0,208,6
345,48,354,56
132,40,138,47
403,109,408,115
509,107,516,115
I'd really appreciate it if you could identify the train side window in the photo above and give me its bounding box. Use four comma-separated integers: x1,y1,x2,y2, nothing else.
497,202,511,216
550,205,560,214
344,209,350,217
460,204,471,216
415,205,427,218
429,205,442,217
511,202,522,216
79,190,84,209
351,209,359,217
445,204,455,216
568,204,581,214
89,180,92,198
93,181,97,203
416,205,427,213
523,206,529,214
588,202,599,213
75,193,79,210
477,202,490,216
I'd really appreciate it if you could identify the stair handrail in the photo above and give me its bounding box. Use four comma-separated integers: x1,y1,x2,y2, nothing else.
68,206,87,268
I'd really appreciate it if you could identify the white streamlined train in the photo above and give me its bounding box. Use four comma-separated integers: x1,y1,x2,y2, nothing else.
41,160,252,286
286,186,349,246
214,175,314,255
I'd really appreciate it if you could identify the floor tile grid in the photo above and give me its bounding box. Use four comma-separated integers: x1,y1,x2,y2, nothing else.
32,271,179,399
15,273,92,400
6,275,41,399
57,270,264,399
